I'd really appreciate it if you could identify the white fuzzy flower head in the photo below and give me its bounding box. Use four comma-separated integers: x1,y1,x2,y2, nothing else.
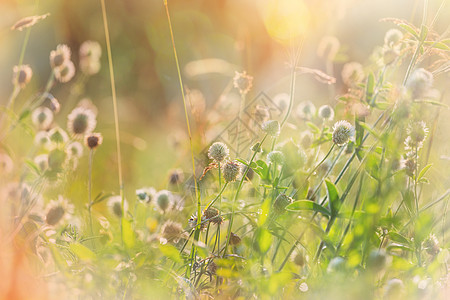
233,71,253,95
34,131,51,148
156,190,173,213
160,220,184,244
318,105,334,121
50,44,71,69
66,141,84,158
407,121,428,145
222,160,241,183
208,142,229,163
12,65,32,88
273,93,290,113
31,106,53,129
67,106,97,138
296,101,316,120
79,40,102,75
45,196,74,226
34,154,49,172
54,60,75,83
332,120,355,146
341,62,364,86
261,120,280,137
48,127,69,145
107,196,128,218
406,68,433,99
384,29,403,47
136,187,156,204
267,151,285,165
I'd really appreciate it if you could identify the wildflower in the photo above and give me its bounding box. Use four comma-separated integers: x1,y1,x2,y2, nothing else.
222,160,241,183
45,196,74,226
207,260,217,275
273,93,290,113
296,101,316,120
384,29,403,47
0,153,14,174
42,93,60,113
188,213,207,231
273,194,292,214
384,279,405,299
12,65,32,88
85,133,103,149
67,106,97,138
34,131,51,149
79,40,102,75
406,68,433,99
267,151,284,165
261,120,280,137
47,148,67,171
318,105,334,121
208,142,229,163
155,190,173,213
423,234,440,256
168,169,184,185
31,106,53,129
50,44,71,69
34,154,49,172
401,156,416,177
332,120,355,146
77,98,98,116
251,142,262,153
107,196,128,218
11,13,49,31
160,220,184,243
341,62,364,86
65,142,84,158
203,206,223,225
406,121,428,147
229,232,241,245
48,127,69,145
54,60,75,83
233,71,253,95
317,36,340,61
136,187,156,203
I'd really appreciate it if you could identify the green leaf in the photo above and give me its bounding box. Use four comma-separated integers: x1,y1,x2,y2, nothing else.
159,244,182,263
325,180,340,216
365,72,375,104
286,200,331,217
388,232,411,246
306,122,320,134
18,109,31,122
398,23,419,39
423,41,450,51
414,99,449,108
24,159,41,175
254,227,272,254
122,218,136,248
69,243,96,261
417,164,432,181
258,198,271,226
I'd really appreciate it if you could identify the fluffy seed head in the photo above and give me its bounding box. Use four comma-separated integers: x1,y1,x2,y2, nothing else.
203,207,223,225
156,190,173,213
34,131,51,148
12,65,33,88
423,234,440,256
65,142,84,158
45,196,74,226
31,106,53,129
54,60,75,83
136,187,156,203
407,121,428,145
273,93,290,113
85,133,103,149
160,220,184,243
384,29,403,46
261,120,280,137
318,105,334,121
34,154,49,172
222,160,241,183
48,127,69,145
341,62,364,86
273,194,292,214
67,106,97,138
233,71,253,95
79,41,102,75
406,68,433,99
208,142,229,163
267,151,285,165
332,120,355,146
50,44,71,69
107,196,128,218
188,213,207,231
42,93,61,113
296,101,316,120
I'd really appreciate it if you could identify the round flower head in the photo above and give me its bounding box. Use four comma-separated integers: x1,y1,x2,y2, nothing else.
261,120,280,137
341,62,364,86
318,105,334,121
85,133,103,150
267,151,285,165
12,65,32,88
273,93,290,113
136,187,156,203
367,249,388,272
233,71,253,95
296,101,316,120
45,196,74,226
155,190,173,213
34,154,49,172
423,234,440,256
160,220,184,243
222,160,241,183
48,127,69,145
406,121,428,147
203,206,223,225
229,232,241,245
168,168,184,185
67,106,97,138
107,196,128,218
48,148,67,171
50,44,71,69
208,142,229,163
384,29,403,46
406,68,433,99
42,93,61,113
188,213,207,231
0,153,13,174
332,120,355,146
79,40,102,75
34,131,51,149
31,106,53,129
291,250,305,267
54,60,75,83
65,141,84,158
273,194,292,214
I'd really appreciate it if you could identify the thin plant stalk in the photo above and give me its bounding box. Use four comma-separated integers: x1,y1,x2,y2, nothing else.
88,149,95,248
